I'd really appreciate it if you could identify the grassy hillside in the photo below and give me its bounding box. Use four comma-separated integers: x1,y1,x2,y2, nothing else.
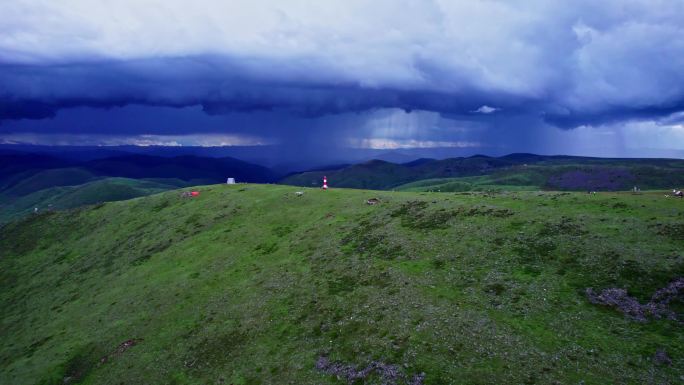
0,178,179,224
1,184,683,384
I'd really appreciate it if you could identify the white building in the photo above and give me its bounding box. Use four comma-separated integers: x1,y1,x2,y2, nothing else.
226,178,236,184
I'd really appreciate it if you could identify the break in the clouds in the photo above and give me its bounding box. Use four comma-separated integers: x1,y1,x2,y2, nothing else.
472,106,500,114
1,0,683,156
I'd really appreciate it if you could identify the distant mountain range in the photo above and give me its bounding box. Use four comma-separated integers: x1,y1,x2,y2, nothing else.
281,154,684,191
0,143,528,173
0,144,425,171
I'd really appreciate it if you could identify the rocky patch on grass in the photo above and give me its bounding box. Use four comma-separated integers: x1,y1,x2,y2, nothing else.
341,218,406,259
100,338,142,364
512,235,556,261
315,356,425,385
453,206,514,218
184,330,246,371
654,349,672,366
651,222,684,241
390,201,452,230
586,277,684,322
538,217,587,237
391,201,514,230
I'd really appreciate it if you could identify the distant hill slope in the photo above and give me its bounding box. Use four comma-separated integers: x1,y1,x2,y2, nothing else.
0,154,76,190
281,155,684,191
0,153,276,197
84,154,277,184
284,159,416,189
0,177,178,224
0,168,99,197
1,184,683,384
0,153,277,221
395,164,684,192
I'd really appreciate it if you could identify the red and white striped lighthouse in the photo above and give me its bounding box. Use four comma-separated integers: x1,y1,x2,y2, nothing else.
322,175,328,190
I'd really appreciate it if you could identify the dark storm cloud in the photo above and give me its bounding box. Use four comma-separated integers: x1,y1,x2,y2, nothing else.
0,56,534,123
0,100,56,120
0,0,683,157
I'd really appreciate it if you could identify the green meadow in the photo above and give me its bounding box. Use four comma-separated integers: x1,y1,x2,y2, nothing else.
1,184,683,384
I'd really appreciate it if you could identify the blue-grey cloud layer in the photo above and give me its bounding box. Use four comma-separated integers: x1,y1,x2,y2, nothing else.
1,0,683,155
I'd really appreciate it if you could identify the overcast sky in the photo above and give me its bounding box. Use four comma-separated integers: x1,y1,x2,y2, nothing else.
1,0,683,158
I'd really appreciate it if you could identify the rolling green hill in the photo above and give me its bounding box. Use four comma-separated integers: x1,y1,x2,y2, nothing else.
1,184,683,384
0,178,180,224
